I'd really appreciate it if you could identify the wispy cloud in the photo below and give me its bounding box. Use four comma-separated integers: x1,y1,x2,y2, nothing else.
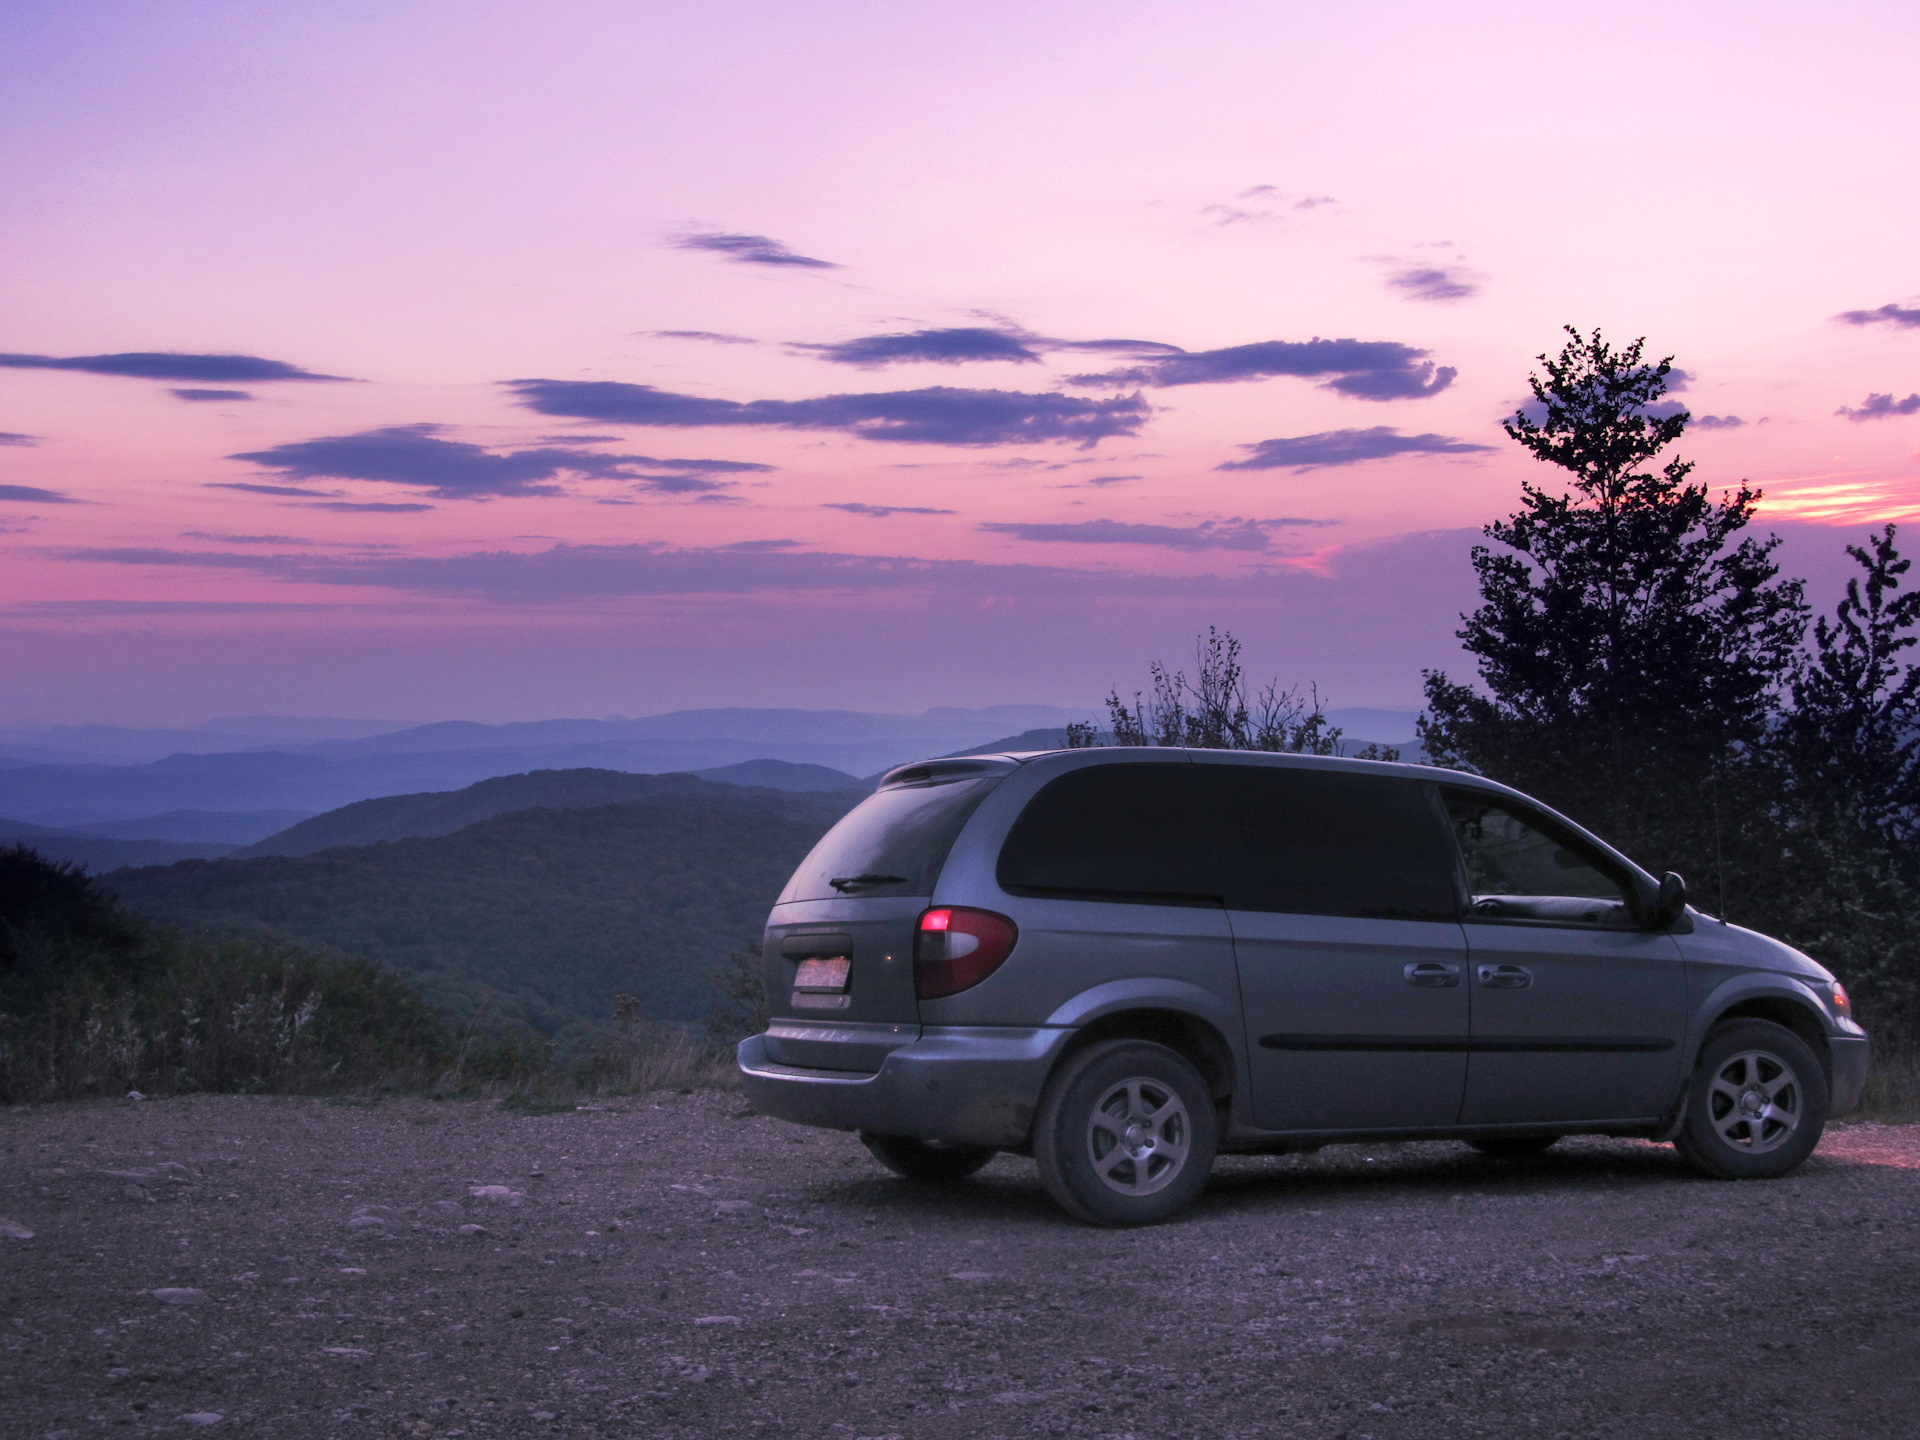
1202,186,1337,226
0,483,78,503
169,388,254,402
10,599,341,616
1070,338,1456,401
673,232,838,269
0,351,346,382
227,424,770,499
823,502,958,517
1082,474,1143,487
794,324,1183,369
57,539,1280,603
979,516,1326,551
1,432,40,446
1836,392,1920,421
1836,303,1920,329
646,330,761,345
506,380,1151,447
181,530,311,544
1385,265,1480,303
1692,414,1746,430
1223,427,1493,472
209,481,342,499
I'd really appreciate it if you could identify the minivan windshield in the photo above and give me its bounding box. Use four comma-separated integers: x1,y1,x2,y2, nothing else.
778,776,1003,902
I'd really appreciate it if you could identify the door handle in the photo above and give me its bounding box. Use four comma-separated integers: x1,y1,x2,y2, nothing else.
1477,964,1533,989
1404,962,1461,988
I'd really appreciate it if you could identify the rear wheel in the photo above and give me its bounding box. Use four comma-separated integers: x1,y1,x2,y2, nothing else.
858,1133,997,1182
1467,1134,1561,1159
1673,1019,1827,1179
1033,1039,1217,1226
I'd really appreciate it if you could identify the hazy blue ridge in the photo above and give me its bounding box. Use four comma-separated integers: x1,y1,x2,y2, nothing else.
241,767,856,857
105,791,859,1038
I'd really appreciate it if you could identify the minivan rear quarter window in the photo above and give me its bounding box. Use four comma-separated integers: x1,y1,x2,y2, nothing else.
780,776,1002,902
996,762,1222,904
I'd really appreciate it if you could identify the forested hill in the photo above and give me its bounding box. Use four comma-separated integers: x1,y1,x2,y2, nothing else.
245,766,858,857
107,788,860,1037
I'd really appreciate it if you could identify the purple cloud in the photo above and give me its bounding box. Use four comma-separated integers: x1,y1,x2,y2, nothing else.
1072,338,1456,401
673,232,838,268
980,517,1325,551
1,432,40,446
169,388,254,402
1221,427,1493,471
797,327,1045,367
1692,414,1746,430
506,380,1151,447
824,502,958,517
1837,392,1920,421
0,483,77,503
228,424,769,499
0,351,346,382
1386,266,1479,303
1836,303,1920,329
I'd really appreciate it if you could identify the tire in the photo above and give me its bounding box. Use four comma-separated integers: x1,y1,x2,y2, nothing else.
1673,1019,1828,1180
1033,1039,1218,1226
858,1133,997,1182
1467,1134,1561,1159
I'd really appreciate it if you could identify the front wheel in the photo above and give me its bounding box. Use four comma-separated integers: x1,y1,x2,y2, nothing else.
859,1133,997,1182
1033,1039,1217,1226
1673,1019,1828,1180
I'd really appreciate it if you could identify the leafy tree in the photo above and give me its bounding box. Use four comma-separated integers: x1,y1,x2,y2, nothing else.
1421,328,1807,855
1069,628,1357,755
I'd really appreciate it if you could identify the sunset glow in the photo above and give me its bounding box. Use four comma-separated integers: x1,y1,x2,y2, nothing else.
4,0,1918,723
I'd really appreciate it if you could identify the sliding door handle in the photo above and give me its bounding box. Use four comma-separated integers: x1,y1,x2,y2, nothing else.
1404,962,1462,988
1478,964,1533,989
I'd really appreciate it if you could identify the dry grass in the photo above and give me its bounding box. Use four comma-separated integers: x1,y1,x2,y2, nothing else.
1853,1046,1920,1123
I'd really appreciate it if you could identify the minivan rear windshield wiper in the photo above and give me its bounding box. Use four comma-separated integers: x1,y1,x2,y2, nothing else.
829,873,909,891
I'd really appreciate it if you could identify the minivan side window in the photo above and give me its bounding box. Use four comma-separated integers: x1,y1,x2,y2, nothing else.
1444,791,1633,919
996,763,1223,904
1200,766,1459,920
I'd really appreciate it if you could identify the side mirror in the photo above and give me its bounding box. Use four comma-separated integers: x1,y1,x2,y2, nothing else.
1651,871,1687,927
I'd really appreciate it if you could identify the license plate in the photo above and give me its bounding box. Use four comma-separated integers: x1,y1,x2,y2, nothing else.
792,956,850,992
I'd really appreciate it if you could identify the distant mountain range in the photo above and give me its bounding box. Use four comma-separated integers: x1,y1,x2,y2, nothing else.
0,705,1100,828
107,780,863,1035
0,705,1422,853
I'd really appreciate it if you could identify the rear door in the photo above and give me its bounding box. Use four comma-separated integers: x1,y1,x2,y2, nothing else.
760,768,1003,1071
1200,760,1472,1133
1443,790,1689,1124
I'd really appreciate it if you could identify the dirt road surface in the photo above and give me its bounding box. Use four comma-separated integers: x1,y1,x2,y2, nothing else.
2,1093,1916,1439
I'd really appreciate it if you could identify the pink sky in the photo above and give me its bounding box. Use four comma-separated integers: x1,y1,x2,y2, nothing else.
3,0,1918,724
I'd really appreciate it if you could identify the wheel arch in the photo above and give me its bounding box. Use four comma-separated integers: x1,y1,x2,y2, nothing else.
1698,985,1834,1084
1052,1007,1239,1106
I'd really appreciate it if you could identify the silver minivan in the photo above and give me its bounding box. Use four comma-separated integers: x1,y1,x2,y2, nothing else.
738,748,1872,1224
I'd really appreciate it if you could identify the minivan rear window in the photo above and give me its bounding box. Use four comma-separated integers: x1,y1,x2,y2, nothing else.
779,776,1003,902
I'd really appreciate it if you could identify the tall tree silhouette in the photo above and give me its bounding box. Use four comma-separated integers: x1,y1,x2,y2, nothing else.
1421,327,1807,848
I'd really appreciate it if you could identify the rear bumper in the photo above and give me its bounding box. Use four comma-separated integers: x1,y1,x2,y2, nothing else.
1829,1034,1871,1117
737,1025,1073,1149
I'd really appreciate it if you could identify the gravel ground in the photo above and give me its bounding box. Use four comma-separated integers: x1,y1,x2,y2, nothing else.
2,1092,1916,1439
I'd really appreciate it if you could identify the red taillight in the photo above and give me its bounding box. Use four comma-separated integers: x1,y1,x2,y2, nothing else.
914,906,1018,1000
1832,981,1852,1015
